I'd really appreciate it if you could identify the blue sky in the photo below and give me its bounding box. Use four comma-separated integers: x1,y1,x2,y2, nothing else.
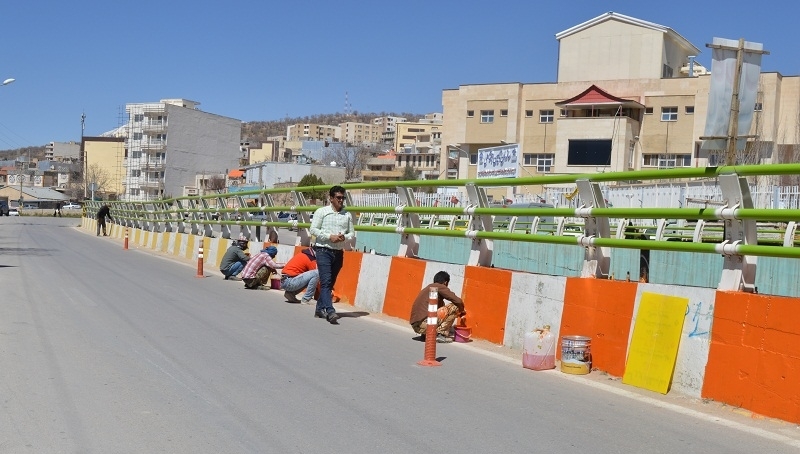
1,0,797,149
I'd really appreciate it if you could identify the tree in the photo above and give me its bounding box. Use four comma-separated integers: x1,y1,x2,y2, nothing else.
400,165,420,181
320,144,374,181
206,175,227,193
298,174,326,201
68,163,112,200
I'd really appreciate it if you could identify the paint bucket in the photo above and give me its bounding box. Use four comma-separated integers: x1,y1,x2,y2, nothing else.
270,276,282,290
454,326,472,343
560,335,592,375
522,326,556,371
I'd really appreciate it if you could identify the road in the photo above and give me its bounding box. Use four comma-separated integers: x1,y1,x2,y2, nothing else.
1,217,799,453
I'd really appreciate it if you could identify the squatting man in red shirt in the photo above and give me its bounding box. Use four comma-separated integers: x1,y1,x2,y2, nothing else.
409,271,466,343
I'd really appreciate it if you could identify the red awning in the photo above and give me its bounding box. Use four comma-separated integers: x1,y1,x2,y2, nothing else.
228,169,244,178
556,84,643,109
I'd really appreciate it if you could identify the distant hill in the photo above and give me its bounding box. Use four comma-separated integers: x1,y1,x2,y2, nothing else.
241,111,427,144
0,112,428,156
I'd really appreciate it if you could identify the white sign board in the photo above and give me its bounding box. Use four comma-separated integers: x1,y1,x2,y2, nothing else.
478,143,519,178
477,144,519,179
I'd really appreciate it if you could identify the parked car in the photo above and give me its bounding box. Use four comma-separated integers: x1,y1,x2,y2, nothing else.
0,201,9,216
63,203,81,210
8,207,19,216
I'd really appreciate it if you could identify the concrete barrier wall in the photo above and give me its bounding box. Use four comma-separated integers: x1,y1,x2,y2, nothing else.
82,221,800,424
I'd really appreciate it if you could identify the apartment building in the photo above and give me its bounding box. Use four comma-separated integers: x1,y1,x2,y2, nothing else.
45,141,80,162
122,99,241,201
441,12,800,183
339,121,382,144
286,123,341,142
84,136,126,197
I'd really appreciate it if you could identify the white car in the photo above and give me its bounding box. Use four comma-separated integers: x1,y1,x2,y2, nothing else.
8,208,19,216
63,203,81,210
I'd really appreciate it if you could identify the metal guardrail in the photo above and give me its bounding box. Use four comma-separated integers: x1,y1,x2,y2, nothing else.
85,164,800,292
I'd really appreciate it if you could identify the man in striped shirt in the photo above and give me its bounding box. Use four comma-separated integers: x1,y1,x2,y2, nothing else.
309,185,354,324
241,246,285,290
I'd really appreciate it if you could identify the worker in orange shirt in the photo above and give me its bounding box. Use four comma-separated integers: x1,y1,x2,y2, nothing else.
281,247,319,305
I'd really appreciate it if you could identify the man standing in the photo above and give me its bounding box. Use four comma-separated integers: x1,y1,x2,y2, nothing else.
219,239,250,280
54,201,63,217
241,246,284,289
409,271,465,343
281,247,319,304
96,204,113,236
309,185,353,324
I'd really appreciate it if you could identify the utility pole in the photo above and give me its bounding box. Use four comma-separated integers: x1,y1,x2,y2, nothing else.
81,112,86,199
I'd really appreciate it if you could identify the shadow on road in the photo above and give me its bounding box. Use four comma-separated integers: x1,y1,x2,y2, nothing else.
0,248,53,256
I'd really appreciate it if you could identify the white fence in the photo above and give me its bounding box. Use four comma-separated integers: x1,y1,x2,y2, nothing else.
351,183,800,210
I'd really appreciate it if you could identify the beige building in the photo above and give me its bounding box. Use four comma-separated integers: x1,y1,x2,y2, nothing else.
286,123,340,142
441,12,800,188
339,121,382,144
84,136,126,198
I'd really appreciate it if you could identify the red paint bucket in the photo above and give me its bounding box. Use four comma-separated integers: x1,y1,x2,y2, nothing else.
454,326,472,343
270,276,282,290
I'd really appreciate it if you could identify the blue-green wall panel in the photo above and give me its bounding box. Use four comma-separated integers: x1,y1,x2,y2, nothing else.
754,257,800,297
355,231,400,256
610,248,643,281
649,251,722,288
493,241,583,276
417,236,472,264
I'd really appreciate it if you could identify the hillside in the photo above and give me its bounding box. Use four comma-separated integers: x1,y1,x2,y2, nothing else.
241,111,427,144
0,112,428,156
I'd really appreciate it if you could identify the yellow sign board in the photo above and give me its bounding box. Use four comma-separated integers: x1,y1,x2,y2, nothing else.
622,292,688,394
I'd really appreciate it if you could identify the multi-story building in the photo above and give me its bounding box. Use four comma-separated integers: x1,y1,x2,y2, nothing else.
84,136,126,198
121,99,241,201
45,141,80,162
286,123,341,142
339,121,382,144
441,12,800,186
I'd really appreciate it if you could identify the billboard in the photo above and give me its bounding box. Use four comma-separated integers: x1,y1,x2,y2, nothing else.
477,144,519,179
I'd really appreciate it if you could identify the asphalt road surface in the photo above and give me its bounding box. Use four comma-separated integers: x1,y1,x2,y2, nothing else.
1,217,799,453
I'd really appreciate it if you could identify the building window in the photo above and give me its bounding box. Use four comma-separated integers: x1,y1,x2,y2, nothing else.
480,110,494,123
469,153,478,165
500,109,508,117
645,107,653,115
467,110,474,118
754,102,763,111
642,153,692,168
685,106,695,114
132,132,142,140
539,110,554,123
523,153,555,172
560,109,568,117
662,64,673,78
567,139,612,166
661,107,678,121
525,110,533,118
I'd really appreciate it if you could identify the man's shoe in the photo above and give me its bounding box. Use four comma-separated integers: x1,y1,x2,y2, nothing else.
284,291,301,303
436,334,453,344
326,312,340,324
300,298,313,305
314,310,327,319
229,276,242,281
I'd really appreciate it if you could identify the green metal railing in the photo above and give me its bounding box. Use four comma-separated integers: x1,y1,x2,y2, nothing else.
84,164,800,260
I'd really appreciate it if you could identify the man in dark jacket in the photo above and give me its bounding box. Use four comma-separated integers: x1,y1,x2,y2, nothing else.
409,271,465,343
96,204,113,236
219,239,250,280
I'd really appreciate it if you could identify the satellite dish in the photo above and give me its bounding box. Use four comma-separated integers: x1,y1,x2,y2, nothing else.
330,161,337,167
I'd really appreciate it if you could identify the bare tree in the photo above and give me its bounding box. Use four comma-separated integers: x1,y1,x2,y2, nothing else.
206,175,227,193
321,144,373,181
68,163,112,200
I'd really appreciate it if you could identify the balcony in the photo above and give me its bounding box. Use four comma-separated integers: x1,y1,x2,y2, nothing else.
141,119,166,132
139,178,163,188
144,159,165,169
141,140,166,151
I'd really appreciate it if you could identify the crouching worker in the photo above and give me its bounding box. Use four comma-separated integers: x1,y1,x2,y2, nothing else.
281,247,319,304
241,246,285,290
409,271,465,343
220,239,250,280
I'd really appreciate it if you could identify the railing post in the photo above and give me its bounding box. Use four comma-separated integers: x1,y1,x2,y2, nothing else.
717,174,757,292
124,228,129,250
417,286,441,367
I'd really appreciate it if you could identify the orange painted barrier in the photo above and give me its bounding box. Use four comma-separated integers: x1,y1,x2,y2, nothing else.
382,257,426,319
560,278,637,377
462,266,512,344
